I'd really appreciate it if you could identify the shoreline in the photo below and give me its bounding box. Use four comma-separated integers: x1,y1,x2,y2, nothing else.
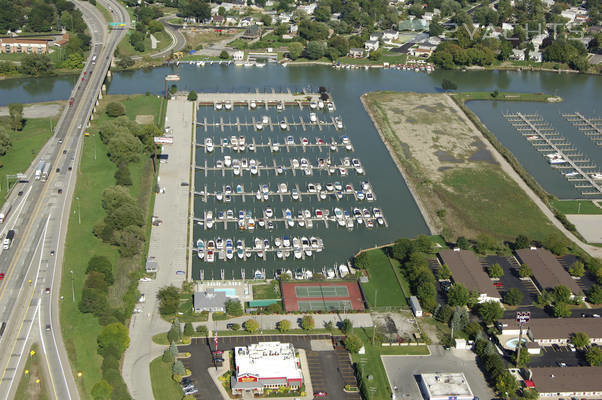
360,93,439,235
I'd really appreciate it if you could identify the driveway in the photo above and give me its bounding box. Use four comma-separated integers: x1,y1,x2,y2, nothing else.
180,334,360,400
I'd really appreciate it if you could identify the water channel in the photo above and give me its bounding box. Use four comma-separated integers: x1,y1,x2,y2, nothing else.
2,65,600,278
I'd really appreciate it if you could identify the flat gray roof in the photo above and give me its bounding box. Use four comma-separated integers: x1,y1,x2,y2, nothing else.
438,249,500,298
515,248,583,295
531,366,602,393
499,317,602,340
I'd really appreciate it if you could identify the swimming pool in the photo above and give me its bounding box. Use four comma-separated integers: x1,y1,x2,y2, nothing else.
505,338,527,349
214,288,236,297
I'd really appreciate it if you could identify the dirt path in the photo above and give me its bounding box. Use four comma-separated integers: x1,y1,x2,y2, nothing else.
0,102,64,119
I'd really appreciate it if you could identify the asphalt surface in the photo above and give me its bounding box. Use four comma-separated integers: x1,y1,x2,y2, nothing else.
180,335,360,400
482,255,539,305
0,0,128,398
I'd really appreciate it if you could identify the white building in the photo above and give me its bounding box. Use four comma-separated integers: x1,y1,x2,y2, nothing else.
231,342,303,395
278,13,291,23
364,40,379,51
410,296,422,317
419,373,474,400
232,50,245,61
297,3,317,14
383,29,399,41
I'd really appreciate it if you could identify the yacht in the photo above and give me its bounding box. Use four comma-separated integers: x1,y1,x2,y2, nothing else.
283,235,291,247
366,192,375,202
233,165,241,176
563,170,579,177
352,158,364,174
250,100,257,109
248,218,255,231
291,189,299,200
318,100,324,109
591,173,602,180
255,190,262,201
280,120,288,130
373,208,383,218
265,208,273,218
291,159,300,169
225,239,234,259
286,136,294,145
271,142,280,152
250,165,258,175
309,112,317,123
205,138,214,153
335,117,343,129
297,211,305,227
277,102,284,111
327,102,334,112
279,183,288,193
309,101,317,109
254,270,264,280
216,237,224,250
255,122,263,130
214,101,223,110
236,240,244,259
356,191,365,200
206,211,214,229
196,239,205,259
274,237,282,247
236,185,243,194
248,143,255,152
258,218,265,228
224,100,232,110
262,115,269,124
224,155,232,167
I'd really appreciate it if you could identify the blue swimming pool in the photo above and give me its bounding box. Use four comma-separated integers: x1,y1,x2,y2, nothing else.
214,288,236,297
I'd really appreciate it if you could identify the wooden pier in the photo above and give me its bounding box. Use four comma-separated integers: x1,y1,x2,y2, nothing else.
196,117,343,132
504,112,601,195
197,138,354,153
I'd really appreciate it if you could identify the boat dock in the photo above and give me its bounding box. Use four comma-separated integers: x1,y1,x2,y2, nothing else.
197,116,343,132
504,112,602,196
194,90,335,111
562,112,602,147
196,137,354,152
193,187,376,202
194,161,365,177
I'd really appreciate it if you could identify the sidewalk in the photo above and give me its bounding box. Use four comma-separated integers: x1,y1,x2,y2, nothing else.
122,96,194,399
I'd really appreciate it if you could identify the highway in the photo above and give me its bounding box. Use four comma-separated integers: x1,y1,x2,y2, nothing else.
0,0,130,398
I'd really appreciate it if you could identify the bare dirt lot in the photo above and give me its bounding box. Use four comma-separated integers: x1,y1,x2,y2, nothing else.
182,28,238,50
0,102,64,118
363,92,556,241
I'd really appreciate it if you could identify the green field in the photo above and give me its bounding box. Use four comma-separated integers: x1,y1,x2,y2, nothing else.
0,113,59,208
150,357,183,400
452,91,556,103
14,344,50,400
117,30,171,58
359,249,407,308
252,282,280,300
551,200,602,215
380,345,430,355
352,328,394,400
60,95,162,398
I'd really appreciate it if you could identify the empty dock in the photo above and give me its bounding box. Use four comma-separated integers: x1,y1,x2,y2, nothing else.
562,112,602,147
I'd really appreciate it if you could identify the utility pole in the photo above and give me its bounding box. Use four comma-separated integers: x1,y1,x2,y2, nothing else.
70,270,75,302
515,311,530,368
76,196,81,224
372,289,377,345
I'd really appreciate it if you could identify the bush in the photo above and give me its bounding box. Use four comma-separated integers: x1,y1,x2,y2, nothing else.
230,323,241,331
114,162,132,186
487,264,504,279
569,261,585,277
344,334,363,354
278,320,290,332
518,264,532,278
184,322,194,336
219,50,230,59
157,286,180,316
187,90,198,101
301,315,314,331
225,299,243,316
196,325,208,335
504,288,523,306
244,319,259,333
106,102,126,118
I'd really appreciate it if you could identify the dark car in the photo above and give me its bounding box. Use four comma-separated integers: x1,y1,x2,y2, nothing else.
45,324,51,333
58,189,63,194
56,168,60,173
18,191,23,196
552,344,561,351
226,323,235,329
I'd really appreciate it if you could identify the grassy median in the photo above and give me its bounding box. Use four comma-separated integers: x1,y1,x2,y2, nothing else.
14,344,50,400
150,357,183,400
60,94,162,398
359,248,408,308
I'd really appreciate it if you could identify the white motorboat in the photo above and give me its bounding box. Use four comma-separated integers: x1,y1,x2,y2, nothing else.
591,173,602,180
309,112,317,123
352,158,364,174
233,165,241,176
250,165,258,175
196,239,204,259
280,120,288,130
291,189,299,200
224,100,232,110
277,102,284,111
327,102,334,112
283,235,291,247
255,190,262,200
265,208,273,218
224,155,232,167
318,100,324,109
214,101,223,110
206,249,214,262
206,211,214,229
262,115,269,124
205,138,214,153
279,183,288,193
309,101,317,109
271,142,280,152
274,237,282,247
335,117,343,129
225,239,233,260
255,123,263,130
250,100,257,109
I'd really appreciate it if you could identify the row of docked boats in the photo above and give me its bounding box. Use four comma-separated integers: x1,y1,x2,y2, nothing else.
195,236,325,261
199,206,385,230
206,156,365,176
213,100,335,112
204,135,353,153
200,181,376,202
273,264,350,280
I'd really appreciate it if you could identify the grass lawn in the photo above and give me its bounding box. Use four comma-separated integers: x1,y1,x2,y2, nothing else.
351,328,393,400
551,200,602,215
252,282,280,300
0,114,59,208
150,357,183,400
60,95,162,399
360,249,407,308
380,345,430,355
14,344,50,400
161,293,210,323
452,91,556,103
215,328,343,336
117,30,171,58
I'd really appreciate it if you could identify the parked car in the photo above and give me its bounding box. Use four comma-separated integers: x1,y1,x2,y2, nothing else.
314,392,328,397
0,273,4,280
593,314,600,318
552,344,561,352
182,384,195,391
493,282,504,287
184,388,198,395
557,361,567,367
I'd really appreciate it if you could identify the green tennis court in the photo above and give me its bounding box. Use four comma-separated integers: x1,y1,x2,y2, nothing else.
295,285,349,298
297,300,353,311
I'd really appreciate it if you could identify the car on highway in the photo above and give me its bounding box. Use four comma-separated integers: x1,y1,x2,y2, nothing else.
0,273,4,280
45,288,50,294
314,392,328,397
138,294,145,303
46,324,51,333
18,191,23,196
58,188,63,194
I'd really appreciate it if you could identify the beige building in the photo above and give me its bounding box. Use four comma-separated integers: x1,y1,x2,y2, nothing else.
0,38,49,54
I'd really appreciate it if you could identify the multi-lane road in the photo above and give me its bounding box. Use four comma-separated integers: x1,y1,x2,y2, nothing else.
0,0,130,398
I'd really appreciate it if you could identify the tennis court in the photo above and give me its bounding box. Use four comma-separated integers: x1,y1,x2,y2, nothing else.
298,300,353,312
295,285,349,298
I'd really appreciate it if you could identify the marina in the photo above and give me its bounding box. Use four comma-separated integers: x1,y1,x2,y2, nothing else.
197,135,354,152
562,112,602,147
504,112,602,196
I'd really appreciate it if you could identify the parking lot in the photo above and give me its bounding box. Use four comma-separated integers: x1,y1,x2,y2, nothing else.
180,334,360,400
527,344,587,368
558,254,596,294
482,255,539,305
381,346,495,400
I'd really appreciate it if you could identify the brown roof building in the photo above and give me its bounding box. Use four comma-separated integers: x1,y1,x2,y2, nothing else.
438,249,501,303
515,247,583,295
497,317,602,345
530,366,602,397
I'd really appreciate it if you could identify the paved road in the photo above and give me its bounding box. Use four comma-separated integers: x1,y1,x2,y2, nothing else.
131,15,186,61
0,0,127,398
122,97,193,399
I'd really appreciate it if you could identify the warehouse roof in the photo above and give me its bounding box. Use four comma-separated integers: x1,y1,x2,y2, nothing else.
515,248,583,295
498,317,602,340
530,366,602,393
438,249,500,299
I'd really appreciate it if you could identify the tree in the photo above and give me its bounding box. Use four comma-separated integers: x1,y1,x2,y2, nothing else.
106,102,125,118
587,285,602,304
158,286,180,316
340,319,353,334
117,56,135,69
441,79,457,91
167,319,182,343
169,341,179,358
512,346,530,367
225,299,243,316
114,162,132,186
586,346,602,366
488,264,504,279
244,319,259,333
495,371,519,397
543,233,569,255
438,264,452,280
553,302,571,318
97,322,129,356
196,325,208,336
447,283,470,307
230,323,240,331
8,103,23,131
344,334,363,354
475,234,497,254
478,301,503,324
91,380,112,400
19,54,53,75
368,49,383,61
569,261,585,277
571,332,590,349
187,90,198,101
86,256,114,285
434,305,453,323
288,42,304,60
162,349,174,363
266,302,282,314
184,322,194,336
172,360,186,375
324,321,334,332
78,287,109,316
456,237,470,250
392,238,412,260
301,315,314,331
219,50,230,60
261,14,272,26
553,285,571,303
429,20,444,36
0,128,11,156
107,132,143,165
518,264,532,278
306,41,325,60
514,234,530,249
504,288,523,306
278,319,291,332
